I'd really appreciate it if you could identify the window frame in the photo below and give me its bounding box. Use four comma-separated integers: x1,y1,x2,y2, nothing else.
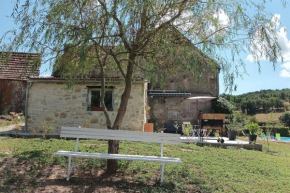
87,87,114,111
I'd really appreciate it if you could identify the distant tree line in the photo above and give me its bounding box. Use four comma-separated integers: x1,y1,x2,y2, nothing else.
221,89,290,115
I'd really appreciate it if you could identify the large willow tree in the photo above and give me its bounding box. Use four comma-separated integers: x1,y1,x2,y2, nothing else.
1,0,284,172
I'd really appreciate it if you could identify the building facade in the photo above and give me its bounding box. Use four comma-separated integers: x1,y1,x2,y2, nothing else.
148,64,219,125
26,77,147,134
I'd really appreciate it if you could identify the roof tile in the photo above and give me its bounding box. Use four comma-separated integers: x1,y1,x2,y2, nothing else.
0,52,40,80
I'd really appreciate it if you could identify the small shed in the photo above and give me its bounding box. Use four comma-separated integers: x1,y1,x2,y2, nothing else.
0,52,40,113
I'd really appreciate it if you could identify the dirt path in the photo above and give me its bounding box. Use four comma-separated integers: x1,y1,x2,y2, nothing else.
0,124,24,134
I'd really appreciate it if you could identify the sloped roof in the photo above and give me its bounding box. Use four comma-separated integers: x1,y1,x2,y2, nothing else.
0,52,40,81
28,76,145,82
52,26,219,80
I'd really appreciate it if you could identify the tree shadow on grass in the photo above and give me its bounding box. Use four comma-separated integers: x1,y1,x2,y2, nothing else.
1,151,178,193
38,177,176,193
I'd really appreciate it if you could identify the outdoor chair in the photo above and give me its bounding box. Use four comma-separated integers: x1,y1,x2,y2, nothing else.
259,133,270,139
275,133,281,140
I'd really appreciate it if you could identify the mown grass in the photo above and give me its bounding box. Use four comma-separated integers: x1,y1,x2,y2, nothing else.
0,136,290,192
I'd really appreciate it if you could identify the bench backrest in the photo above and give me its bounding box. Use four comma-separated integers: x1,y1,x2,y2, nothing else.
61,127,181,144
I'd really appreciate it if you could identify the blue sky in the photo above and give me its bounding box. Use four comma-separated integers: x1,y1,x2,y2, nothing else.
0,1,289,95
219,1,290,95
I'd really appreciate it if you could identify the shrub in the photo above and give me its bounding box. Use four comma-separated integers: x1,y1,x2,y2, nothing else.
182,124,192,137
213,97,235,114
248,116,258,123
279,113,290,128
246,122,260,135
260,126,289,137
235,113,249,125
284,104,290,111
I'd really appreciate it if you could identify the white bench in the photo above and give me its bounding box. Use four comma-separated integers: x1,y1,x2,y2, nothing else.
53,126,182,183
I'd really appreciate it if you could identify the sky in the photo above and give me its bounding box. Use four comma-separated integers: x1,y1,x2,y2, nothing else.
219,1,290,95
0,1,289,95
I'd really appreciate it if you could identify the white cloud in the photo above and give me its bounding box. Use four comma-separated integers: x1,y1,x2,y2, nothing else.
246,54,255,63
280,69,290,77
246,14,290,78
277,27,290,61
281,62,290,70
271,13,281,28
213,9,230,28
280,62,290,77
159,8,230,35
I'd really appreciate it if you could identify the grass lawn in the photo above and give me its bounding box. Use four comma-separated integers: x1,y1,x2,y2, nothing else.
1,136,290,192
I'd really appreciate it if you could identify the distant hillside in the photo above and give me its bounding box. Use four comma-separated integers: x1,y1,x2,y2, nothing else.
221,89,290,115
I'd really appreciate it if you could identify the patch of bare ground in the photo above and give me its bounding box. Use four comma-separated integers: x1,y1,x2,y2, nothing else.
0,157,160,193
181,148,194,152
267,150,280,156
83,143,107,147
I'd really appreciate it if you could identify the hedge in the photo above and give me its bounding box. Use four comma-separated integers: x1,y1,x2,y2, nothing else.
260,126,290,137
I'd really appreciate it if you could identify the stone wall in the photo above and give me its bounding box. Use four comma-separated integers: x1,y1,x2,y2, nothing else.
149,95,212,124
152,68,219,96
149,67,219,124
27,81,147,134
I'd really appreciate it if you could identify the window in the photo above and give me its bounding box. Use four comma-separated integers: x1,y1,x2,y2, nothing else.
88,88,113,111
209,77,215,90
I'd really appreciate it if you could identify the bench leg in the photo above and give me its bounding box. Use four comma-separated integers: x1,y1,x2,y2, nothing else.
160,163,165,183
67,156,72,181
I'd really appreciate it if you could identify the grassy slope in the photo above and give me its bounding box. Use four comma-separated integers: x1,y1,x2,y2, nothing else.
0,137,290,192
254,111,290,123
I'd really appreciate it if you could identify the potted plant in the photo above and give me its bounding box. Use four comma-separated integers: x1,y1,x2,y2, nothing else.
227,124,238,141
246,122,260,144
227,121,243,141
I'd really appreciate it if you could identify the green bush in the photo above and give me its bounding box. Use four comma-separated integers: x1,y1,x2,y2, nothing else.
246,122,260,135
279,113,290,127
235,112,249,125
260,126,289,137
213,97,235,114
248,116,258,123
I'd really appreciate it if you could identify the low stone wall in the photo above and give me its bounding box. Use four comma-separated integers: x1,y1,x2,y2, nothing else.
27,81,147,134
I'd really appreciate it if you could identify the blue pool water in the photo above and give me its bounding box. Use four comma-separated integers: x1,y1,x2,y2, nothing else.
281,137,290,141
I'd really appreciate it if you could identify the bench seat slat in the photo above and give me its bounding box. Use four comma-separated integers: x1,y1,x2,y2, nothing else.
61,131,179,140
60,127,182,144
62,127,174,137
54,151,182,164
61,133,181,144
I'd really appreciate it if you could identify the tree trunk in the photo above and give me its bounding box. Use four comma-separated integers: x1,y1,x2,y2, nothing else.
107,53,135,173
107,140,119,173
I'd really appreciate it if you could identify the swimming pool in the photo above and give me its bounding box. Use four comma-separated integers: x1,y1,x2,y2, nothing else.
281,137,290,141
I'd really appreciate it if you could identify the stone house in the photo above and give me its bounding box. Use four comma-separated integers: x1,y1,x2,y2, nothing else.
0,52,40,114
26,76,148,134
148,54,220,125
147,27,220,126
25,27,219,134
